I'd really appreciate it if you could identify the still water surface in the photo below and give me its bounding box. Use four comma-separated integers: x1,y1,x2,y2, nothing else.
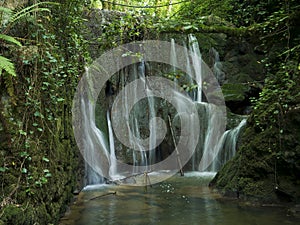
59,172,298,225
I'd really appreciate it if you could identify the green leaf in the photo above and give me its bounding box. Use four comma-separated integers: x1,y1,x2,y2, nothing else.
19,129,27,136
35,181,42,187
0,167,8,172
34,111,41,117
20,151,29,157
0,55,17,77
40,177,48,184
42,157,50,162
0,34,22,46
22,168,27,174
57,98,64,102
25,187,33,194
45,173,52,178
183,25,193,30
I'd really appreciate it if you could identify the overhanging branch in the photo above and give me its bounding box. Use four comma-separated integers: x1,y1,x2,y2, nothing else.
101,0,189,8
159,25,249,37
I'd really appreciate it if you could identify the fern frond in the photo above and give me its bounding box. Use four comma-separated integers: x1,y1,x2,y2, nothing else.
0,7,13,15
0,6,13,29
11,2,59,23
11,8,51,23
0,34,22,46
0,55,17,77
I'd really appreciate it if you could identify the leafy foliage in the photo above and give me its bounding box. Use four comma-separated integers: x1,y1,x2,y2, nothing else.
204,0,300,201
249,0,300,133
0,0,91,224
0,2,56,78
96,9,153,50
0,34,22,46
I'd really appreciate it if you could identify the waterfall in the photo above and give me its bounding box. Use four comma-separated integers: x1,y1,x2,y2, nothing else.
133,118,148,168
187,34,226,172
170,38,178,73
186,35,245,172
79,37,246,185
107,111,118,179
223,119,247,163
148,91,157,167
210,118,247,171
183,41,196,100
79,68,110,185
170,38,179,90
188,34,202,102
210,47,225,85
198,103,226,172
137,60,159,169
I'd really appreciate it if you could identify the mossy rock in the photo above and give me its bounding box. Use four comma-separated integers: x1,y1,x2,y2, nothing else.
226,110,248,129
1,205,26,224
211,110,300,203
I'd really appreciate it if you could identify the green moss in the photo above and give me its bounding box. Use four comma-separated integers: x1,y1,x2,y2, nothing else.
1,205,26,225
211,111,300,203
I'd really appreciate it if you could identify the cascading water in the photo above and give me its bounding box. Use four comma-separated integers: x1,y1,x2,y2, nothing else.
210,47,225,85
79,68,110,185
147,92,157,167
170,38,179,90
170,39,177,73
198,103,226,172
188,34,202,102
136,60,158,167
210,118,247,171
185,35,247,172
186,35,225,172
222,119,247,164
133,118,148,169
81,36,246,185
107,111,118,179
183,41,196,100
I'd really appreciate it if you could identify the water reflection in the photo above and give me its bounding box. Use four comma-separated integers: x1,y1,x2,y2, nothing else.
59,172,298,225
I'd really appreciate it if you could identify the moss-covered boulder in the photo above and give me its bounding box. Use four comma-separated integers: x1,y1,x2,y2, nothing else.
210,109,300,203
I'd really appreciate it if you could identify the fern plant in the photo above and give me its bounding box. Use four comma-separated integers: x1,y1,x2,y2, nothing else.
0,2,56,77
0,33,22,77
0,55,18,77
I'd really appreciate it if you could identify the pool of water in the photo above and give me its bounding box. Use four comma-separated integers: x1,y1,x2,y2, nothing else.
59,172,299,225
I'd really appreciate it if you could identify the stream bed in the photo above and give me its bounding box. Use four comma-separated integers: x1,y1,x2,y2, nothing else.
59,172,299,225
